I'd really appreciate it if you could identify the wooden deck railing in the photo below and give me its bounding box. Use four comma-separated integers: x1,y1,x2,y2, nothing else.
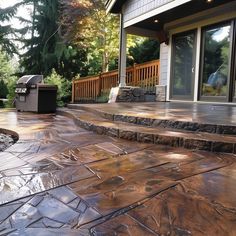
72,59,160,102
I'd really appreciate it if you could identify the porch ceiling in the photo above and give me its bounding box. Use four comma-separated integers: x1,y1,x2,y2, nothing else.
131,0,235,33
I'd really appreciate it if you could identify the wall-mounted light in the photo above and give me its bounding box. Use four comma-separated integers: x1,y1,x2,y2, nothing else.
154,19,159,23
206,0,213,3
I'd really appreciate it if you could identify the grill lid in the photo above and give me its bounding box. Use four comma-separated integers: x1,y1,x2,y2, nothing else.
17,75,43,85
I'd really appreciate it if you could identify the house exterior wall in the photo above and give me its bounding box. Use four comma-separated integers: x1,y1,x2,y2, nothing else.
164,3,236,102
122,0,191,28
123,0,173,23
113,0,236,103
159,43,169,86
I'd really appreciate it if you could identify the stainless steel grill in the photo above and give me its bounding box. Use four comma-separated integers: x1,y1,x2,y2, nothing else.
15,75,57,113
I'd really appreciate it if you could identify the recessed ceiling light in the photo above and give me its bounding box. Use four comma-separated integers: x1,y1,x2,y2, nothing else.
154,19,159,23
206,0,213,3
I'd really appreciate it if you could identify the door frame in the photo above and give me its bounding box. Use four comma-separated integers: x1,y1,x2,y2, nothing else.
170,29,197,101
231,19,236,102
198,20,235,102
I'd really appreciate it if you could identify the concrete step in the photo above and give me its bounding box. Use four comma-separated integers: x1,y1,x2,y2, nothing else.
68,103,236,135
59,108,236,154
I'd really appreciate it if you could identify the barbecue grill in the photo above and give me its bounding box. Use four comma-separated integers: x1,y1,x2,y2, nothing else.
15,75,57,113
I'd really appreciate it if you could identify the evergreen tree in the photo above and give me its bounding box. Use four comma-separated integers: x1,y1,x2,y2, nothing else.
0,4,19,54
0,80,8,98
128,39,160,65
18,0,88,79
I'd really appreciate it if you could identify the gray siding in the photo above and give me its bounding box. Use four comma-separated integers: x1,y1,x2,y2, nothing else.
123,0,173,23
159,43,169,86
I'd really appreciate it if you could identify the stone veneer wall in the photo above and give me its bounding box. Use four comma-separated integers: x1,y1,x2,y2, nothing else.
109,87,156,103
155,85,166,101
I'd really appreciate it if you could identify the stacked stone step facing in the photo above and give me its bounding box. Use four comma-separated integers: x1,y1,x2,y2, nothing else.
68,104,236,135
60,107,236,154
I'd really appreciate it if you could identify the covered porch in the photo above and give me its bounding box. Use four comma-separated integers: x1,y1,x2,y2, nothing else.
116,0,236,103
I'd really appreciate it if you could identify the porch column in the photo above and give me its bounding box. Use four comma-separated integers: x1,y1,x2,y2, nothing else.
118,13,127,87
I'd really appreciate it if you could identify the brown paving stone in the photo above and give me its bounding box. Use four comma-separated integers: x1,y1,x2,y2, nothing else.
75,169,176,216
0,202,23,222
87,150,169,179
128,184,236,235
0,152,27,171
91,214,156,235
1,109,236,234
68,176,103,196
9,203,42,228
0,165,94,204
179,163,236,209
87,145,207,179
148,153,234,181
48,186,78,204
36,195,80,224
8,228,89,236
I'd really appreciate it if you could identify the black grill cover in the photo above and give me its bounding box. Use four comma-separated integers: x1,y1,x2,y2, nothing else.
17,75,43,86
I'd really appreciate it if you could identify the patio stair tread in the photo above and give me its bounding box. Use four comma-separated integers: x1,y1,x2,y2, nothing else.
67,103,236,135
59,108,236,153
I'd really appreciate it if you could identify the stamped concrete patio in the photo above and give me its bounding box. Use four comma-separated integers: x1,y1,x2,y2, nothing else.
0,104,236,235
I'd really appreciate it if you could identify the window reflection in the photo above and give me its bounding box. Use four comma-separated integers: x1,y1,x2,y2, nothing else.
201,24,231,97
172,33,194,97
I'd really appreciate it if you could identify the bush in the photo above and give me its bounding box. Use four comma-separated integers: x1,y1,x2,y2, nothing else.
96,91,110,103
45,69,71,107
0,79,8,98
6,77,17,108
0,100,4,108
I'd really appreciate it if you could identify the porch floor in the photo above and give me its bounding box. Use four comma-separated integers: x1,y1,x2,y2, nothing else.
0,108,236,235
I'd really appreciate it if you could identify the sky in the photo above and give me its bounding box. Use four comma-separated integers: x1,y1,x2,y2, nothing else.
0,0,31,29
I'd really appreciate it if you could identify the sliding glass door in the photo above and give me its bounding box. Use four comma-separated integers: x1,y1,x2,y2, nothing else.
170,31,196,100
232,21,236,103
199,21,234,102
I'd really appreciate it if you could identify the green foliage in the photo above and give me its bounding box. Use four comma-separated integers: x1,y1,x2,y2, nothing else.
0,80,8,98
128,38,160,65
18,0,88,79
6,76,17,108
45,69,71,107
95,91,109,103
0,4,19,54
0,48,16,103
0,49,14,81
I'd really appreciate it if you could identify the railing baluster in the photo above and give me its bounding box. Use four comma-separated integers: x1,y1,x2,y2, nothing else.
72,60,160,102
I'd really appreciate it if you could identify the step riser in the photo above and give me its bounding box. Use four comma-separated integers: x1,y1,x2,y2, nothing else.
67,104,236,135
59,110,236,154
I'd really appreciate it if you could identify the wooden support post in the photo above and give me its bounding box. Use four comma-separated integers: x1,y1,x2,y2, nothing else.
118,14,127,87
71,80,75,103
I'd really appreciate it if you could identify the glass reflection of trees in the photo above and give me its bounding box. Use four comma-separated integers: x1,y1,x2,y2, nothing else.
173,34,194,96
201,24,231,97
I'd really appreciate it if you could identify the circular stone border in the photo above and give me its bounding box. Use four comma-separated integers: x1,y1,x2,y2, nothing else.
0,128,19,152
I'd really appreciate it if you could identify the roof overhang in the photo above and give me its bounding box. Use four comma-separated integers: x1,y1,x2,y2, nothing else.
105,0,126,13
128,0,236,32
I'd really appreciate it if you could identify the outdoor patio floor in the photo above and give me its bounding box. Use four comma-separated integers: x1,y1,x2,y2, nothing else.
0,107,236,235
69,102,236,126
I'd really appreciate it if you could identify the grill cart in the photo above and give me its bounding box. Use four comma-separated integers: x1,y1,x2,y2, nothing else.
15,75,57,113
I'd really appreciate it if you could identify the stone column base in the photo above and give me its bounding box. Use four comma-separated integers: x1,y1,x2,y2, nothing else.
108,86,145,103
155,85,166,102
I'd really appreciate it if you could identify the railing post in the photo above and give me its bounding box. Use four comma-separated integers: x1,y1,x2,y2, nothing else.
98,73,102,96
133,63,137,86
71,80,75,103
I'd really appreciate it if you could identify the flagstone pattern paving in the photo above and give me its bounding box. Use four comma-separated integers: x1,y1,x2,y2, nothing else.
0,108,236,235
63,103,236,154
